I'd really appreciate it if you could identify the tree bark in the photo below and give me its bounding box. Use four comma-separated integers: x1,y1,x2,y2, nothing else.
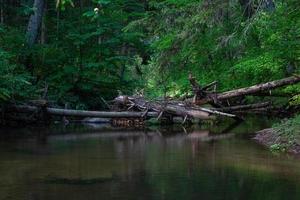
40,3,47,44
119,44,127,82
213,102,270,112
193,76,300,105
26,0,45,47
56,7,60,44
239,0,255,18
114,95,237,120
217,76,300,100
5,105,159,118
0,0,4,24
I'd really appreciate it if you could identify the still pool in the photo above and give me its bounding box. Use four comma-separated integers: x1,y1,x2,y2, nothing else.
0,118,300,200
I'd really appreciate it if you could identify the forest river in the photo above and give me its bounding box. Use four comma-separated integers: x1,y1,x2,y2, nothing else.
1,117,300,200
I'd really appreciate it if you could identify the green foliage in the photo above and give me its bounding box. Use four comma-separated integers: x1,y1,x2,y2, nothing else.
289,94,300,106
1,0,299,108
1,0,147,108
231,52,284,88
271,115,300,152
131,0,300,96
0,48,32,102
56,0,74,10
269,143,284,152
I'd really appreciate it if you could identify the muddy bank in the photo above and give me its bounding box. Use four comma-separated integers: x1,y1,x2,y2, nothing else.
254,128,300,155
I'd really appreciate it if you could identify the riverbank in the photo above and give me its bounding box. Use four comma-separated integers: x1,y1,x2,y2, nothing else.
254,114,300,155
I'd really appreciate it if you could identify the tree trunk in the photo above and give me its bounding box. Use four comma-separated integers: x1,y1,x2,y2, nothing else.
213,102,270,112
217,76,300,100
119,44,127,82
192,76,300,105
0,0,4,24
56,8,60,45
5,105,159,118
40,3,47,44
239,0,254,18
114,95,237,120
26,0,45,47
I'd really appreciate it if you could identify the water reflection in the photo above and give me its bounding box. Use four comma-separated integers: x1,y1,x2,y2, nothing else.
0,118,299,200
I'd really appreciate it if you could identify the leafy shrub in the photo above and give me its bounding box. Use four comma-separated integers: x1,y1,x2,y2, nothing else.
231,53,284,87
289,94,300,106
0,48,32,102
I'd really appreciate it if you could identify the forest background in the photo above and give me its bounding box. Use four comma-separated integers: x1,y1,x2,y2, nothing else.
0,0,299,110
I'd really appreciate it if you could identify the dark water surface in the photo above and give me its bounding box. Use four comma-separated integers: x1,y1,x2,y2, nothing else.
1,118,300,200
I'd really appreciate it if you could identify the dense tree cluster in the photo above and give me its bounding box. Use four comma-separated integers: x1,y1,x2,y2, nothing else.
0,0,299,108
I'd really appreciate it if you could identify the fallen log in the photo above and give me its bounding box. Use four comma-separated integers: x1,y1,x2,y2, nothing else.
191,106,238,118
192,75,300,105
2,98,239,125
114,96,214,120
249,91,294,97
202,81,218,91
5,105,159,118
114,95,238,120
213,102,271,112
188,74,218,105
6,75,297,125
234,108,285,115
218,76,300,100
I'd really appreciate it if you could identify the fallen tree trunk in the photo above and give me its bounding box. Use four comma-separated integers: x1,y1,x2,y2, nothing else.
5,105,159,118
218,76,300,100
213,102,271,112
234,107,285,115
2,97,239,125
190,106,238,118
114,96,214,120
193,75,300,105
114,95,238,120
5,75,297,125
249,91,294,97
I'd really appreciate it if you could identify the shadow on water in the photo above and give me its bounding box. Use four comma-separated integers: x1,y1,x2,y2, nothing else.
0,116,299,200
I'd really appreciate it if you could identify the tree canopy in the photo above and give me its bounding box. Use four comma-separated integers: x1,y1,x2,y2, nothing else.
0,0,299,108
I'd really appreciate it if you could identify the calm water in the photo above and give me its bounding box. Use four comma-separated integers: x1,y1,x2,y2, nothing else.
1,118,300,200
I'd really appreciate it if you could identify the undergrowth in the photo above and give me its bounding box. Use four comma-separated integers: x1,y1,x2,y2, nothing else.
271,115,300,152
